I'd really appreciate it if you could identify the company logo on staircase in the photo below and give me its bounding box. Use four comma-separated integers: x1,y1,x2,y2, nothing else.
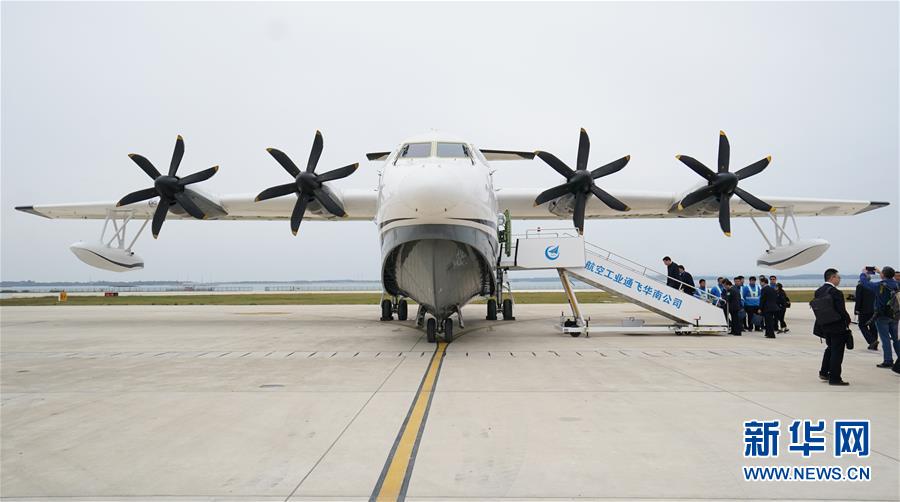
545,245,560,261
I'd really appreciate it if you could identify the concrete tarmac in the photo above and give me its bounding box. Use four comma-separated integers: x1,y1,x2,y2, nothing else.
1,303,898,501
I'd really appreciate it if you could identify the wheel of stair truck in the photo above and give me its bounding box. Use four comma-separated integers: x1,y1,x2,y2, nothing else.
502,298,515,321
486,298,497,320
443,318,454,343
564,319,580,337
426,318,437,343
380,299,393,321
397,300,408,321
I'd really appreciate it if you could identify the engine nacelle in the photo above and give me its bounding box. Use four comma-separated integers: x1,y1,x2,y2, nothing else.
756,238,830,270
70,242,144,272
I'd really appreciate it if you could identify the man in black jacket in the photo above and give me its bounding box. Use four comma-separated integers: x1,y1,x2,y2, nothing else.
855,273,878,351
678,265,695,295
724,279,743,336
663,256,680,289
759,277,779,339
814,268,853,386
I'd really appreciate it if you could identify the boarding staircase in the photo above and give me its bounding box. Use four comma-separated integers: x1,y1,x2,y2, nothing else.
500,229,728,335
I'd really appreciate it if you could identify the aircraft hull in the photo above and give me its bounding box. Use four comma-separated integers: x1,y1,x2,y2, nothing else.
381,224,497,320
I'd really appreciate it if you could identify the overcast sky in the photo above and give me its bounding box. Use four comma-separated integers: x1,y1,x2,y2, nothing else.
2,1,898,283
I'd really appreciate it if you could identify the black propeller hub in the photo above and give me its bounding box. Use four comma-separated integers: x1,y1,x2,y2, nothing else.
569,170,593,192
676,131,774,236
116,135,220,238
533,128,631,234
296,171,320,194
255,131,359,236
711,172,739,194
154,175,181,199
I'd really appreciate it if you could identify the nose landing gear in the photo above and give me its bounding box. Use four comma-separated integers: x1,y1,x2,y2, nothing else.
424,315,455,343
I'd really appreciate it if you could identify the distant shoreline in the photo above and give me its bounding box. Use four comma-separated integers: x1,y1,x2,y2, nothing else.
0,289,825,307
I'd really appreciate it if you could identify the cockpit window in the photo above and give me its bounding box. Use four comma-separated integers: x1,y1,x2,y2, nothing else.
436,142,470,158
400,142,432,158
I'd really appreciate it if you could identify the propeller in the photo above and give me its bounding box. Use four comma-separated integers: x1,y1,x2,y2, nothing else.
533,128,630,234
255,130,359,235
116,135,219,239
676,130,774,236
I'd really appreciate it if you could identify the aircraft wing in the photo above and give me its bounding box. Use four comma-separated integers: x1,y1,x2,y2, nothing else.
497,188,889,219
15,188,379,221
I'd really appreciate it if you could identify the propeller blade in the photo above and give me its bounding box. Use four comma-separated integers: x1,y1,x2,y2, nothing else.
290,197,309,235
316,163,359,183
128,154,162,180
307,130,323,173
267,148,301,177
313,188,346,217
255,182,297,202
534,182,574,206
735,156,771,180
676,155,716,181
174,191,206,219
734,187,775,213
573,191,587,233
591,155,630,179
178,166,219,186
117,187,158,207
576,128,590,171
719,196,731,236
535,151,575,178
169,135,185,176
717,130,730,173
151,198,171,239
678,185,718,210
590,185,630,212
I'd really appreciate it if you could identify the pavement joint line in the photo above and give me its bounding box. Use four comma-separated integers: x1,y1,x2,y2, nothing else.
282,353,407,502
370,342,447,502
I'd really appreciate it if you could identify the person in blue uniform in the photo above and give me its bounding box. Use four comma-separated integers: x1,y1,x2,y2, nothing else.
708,277,728,323
857,266,899,368
696,278,708,299
742,276,762,331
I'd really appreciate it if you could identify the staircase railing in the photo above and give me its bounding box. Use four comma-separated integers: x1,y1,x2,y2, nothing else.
511,227,721,306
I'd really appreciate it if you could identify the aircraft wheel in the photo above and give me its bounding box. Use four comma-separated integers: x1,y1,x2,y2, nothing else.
380,299,393,321
502,299,515,321
426,318,437,343
397,300,408,321
443,318,454,343
486,299,497,320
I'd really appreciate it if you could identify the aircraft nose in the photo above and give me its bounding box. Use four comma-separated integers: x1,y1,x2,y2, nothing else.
398,166,465,215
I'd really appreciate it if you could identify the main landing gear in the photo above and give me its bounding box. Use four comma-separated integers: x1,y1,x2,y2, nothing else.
380,296,409,321
485,297,514,321
486,298,498,320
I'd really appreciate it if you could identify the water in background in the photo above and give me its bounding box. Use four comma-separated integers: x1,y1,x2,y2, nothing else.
1,276,825,296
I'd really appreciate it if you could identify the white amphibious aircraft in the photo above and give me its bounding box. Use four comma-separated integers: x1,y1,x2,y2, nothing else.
16,129,888,340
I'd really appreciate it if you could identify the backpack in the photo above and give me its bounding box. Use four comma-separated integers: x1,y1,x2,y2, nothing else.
810,294,841,325
878,283,900,319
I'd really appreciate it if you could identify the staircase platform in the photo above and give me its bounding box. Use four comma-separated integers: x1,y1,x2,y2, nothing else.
502,229,729,335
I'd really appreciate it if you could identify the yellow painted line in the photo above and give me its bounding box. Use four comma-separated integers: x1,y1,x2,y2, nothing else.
372,341,447,501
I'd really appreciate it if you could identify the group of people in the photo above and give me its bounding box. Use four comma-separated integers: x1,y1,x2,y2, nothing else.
659,258,900,387
812,267,899,386
662,257,790,338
